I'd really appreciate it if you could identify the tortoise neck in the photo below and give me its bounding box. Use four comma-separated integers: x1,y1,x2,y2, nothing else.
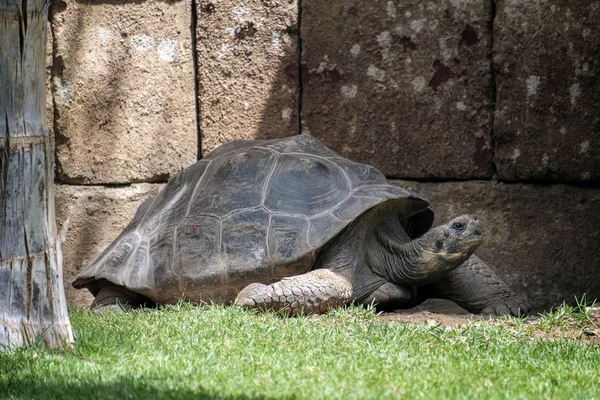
314,215,370,281
368,224,440,285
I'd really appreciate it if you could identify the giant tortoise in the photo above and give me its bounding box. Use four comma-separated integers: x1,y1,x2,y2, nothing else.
73,135,530,316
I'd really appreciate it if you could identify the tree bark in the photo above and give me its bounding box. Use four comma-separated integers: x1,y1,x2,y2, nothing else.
0,0,73,349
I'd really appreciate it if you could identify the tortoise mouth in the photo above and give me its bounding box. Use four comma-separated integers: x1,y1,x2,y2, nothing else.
447,231,483,258
461,232,484,249
464,232,483,241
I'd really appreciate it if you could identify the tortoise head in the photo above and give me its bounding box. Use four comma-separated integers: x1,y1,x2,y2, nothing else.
369,213,485,285
423,215,484,268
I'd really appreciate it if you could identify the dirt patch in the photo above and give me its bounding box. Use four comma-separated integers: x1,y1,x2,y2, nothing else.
526,308,600,345
381,299,485,327
381,300,600,345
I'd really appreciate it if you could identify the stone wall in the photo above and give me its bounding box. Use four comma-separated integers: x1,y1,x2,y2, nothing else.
48,0,599,311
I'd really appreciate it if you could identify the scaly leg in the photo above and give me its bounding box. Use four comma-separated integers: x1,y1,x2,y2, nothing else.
234,269,353,316
423,255,531,316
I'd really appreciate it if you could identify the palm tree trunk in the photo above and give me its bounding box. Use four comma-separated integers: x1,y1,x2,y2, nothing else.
0,0,73,349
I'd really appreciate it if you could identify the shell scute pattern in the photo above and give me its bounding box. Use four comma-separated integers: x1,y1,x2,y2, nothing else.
255,135,341,158
188,149,277,218
267,215,311,265
220,209,271,283
263,154,352,217
338,161,390,187
93,233,139,286
175,215,223,287
125,239,151,292
147,230,179,302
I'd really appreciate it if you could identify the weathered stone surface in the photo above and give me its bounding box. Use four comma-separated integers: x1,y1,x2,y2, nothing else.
46,23,54,142
197,0,299,155
395,180,600,312
494,1,600,182
301,1,494,179
51,0,197,184
56,183,164,308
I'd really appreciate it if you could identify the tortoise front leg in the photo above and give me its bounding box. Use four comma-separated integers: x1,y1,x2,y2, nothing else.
422,255,531,316
234,269,353,316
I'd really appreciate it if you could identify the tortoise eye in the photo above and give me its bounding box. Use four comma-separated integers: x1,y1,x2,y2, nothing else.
451,222,466,231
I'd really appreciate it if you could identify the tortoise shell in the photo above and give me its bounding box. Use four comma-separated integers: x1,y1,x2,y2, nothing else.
73,135,432,304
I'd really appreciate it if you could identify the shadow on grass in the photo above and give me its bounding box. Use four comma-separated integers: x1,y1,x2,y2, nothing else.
1,378,275,400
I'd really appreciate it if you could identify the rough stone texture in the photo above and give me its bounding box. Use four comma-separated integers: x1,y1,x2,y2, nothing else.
50,0,197,184
494,1,600,182
301,0,494,179
55,183,164,308
395,180,600,312
197,0,299,155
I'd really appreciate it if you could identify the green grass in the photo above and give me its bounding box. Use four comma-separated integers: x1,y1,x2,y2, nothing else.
535,295,597,332
493,295,599,340
1,304,599,400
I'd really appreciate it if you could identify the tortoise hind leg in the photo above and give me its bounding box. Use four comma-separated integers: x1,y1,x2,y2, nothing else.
91,283,156,310
422,255,531,316
234,269,353,316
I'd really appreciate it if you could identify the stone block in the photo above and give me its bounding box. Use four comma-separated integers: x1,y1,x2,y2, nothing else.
51,0,197,184
196,0,299,155
301,1,494,179
395,180,600,312
56,183,164,308
494,1,600,182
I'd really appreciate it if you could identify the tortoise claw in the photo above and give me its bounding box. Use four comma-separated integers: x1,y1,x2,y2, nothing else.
235,283,267,308
480,297,531,317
